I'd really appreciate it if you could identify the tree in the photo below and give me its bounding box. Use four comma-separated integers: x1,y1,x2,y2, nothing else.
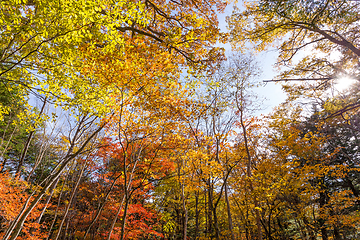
227,0,360,98
0,0,227,119
263,84,360,239
0,0,228,238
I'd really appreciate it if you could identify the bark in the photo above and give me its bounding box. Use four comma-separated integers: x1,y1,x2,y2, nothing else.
295,23,360,57
15,130,34,178
333,226,342,240
107,155,139,240
225,182,235,240
207,184,220,240
205,189,209,237
266,208,273,240
54,162,87,240
194,192,200,239
115,135,143,240
345,177,359,198
36,177,60,224
106,196,125,240
119,195,129,240
319,190,328,240
46,171,68,240
181,183,188,240
239,107,263,240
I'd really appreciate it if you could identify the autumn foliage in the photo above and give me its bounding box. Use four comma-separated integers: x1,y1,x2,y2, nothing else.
1,0,360,240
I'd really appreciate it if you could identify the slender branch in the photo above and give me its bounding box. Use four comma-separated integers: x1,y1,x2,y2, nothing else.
263,77,332,82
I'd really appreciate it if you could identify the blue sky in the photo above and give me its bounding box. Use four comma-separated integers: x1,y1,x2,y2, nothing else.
217,3,287,116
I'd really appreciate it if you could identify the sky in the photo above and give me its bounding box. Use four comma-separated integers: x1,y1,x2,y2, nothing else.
216,2,358,116
217,3,287,116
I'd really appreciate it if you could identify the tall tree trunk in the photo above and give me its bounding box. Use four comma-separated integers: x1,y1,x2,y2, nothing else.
181,183,188,240
36,177,60,224
106,196,125,240
225,183,235,240
206,183,212,238
46,169,71,240
107,156,139,240
207,184,220,240
118,146,141,240
235,81,263,240
54,162,87,240
119,195,129,240
333,226,342,240
194,192,200,240
205,189,209,237
239,109,263,240
319,191,328,240
212,205,220,240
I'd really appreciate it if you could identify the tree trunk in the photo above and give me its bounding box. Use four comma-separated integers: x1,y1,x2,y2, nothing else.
194,192,200,239
333,226,342,240
119,195,129,240
46,169,71,240
319,190,328,240
54,162,86,240
106,196,125,240
240,110,263,240
181,183,188,240
225,183,235,240
37,177,60,224
207,184,220,240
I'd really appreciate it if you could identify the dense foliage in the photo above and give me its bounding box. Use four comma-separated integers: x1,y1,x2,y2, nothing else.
0,0,359,239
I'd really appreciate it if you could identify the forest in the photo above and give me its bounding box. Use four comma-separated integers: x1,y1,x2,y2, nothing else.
0,0,359,239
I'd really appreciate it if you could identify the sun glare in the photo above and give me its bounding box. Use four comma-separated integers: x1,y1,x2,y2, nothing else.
334,76,357,92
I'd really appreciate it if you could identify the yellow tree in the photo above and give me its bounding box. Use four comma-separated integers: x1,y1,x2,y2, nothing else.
227,0,360,103
262,97,360,240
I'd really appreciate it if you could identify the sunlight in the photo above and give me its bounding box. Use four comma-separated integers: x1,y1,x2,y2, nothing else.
334,76,358,92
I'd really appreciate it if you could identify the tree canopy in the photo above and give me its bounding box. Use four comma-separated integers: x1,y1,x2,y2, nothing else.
0,0,359,240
